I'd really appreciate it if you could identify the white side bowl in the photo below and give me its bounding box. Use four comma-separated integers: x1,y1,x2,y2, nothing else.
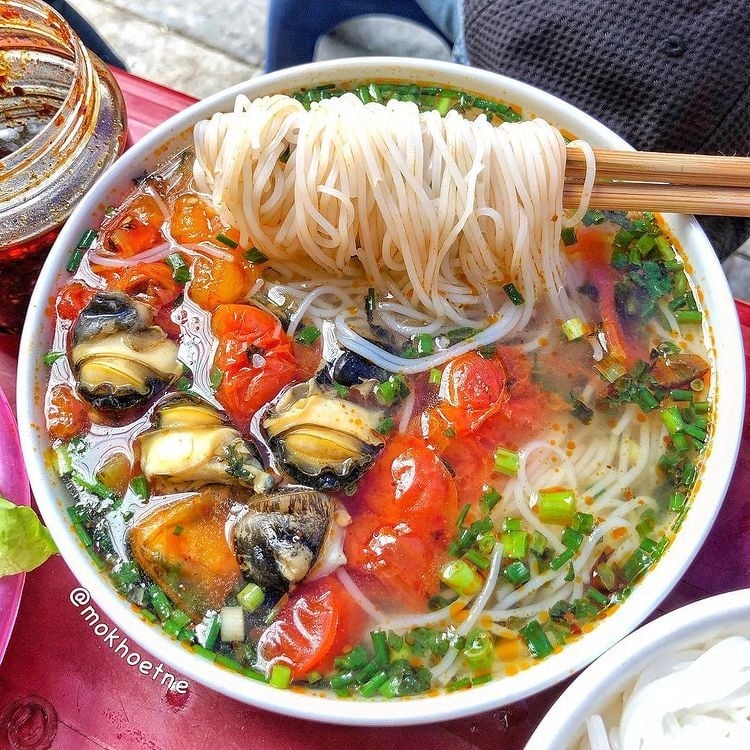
526,588,750,749
16,57,746,726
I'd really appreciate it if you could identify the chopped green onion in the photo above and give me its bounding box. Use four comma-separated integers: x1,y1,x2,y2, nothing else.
661,405,685,434
503,282,525,306
374,374,410,406
165,252,191,283
669,491,687,512
209,366,223,391
148,585,172,622
561,526,584,551
193,644,218,662
295,325,321,345
456,503,471,529
622,547,653,583
519,620,554,659
464,629,494,672
172,524,183,536
440,559,484,596
582,209,605,226
595,562,617,591
561,227,577,246
595,355,628,383
465,548,491,570
572,512,595,535
371,630,390,667
66,229,97,272
129,475,150,500
501,529,528,559
476,530,496,555
215,232,238,248
675,309,703,325
428,367,442,385
140,608,158,624
244,248,268,264
493,447,520,477
480,487,502,513
359,669,389,698
503,560,531,586
43,350,65,366
414,333,434,355
538,488,576,526
529,531,548,556
561,317,586,341
586,586,609,609
376,416,396,435
549,547,575,571
269,663,292,689
237,583,265,612
201,613,221,650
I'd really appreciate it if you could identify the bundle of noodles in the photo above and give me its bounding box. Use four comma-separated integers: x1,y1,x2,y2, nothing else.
192,93,595,334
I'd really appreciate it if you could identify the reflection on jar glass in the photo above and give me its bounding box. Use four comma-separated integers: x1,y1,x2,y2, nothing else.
0,0,127,334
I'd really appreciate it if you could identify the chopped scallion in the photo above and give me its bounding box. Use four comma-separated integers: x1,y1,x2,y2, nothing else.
538,488,576,526
493,447,520,477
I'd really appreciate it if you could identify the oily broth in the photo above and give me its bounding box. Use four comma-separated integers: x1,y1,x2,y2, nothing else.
42,90,714,698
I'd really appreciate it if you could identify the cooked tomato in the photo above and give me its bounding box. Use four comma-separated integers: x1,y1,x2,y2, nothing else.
55,280,96,325
422,351,509,448
343,434,458,611
189,251,258,310
129,488,242,620
46,383,91,440
211,304,300,430
104,193,165,257
255,575,367,679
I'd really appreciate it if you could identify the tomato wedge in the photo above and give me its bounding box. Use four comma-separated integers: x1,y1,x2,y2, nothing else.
256,575,367,679
422,351,509,448
212,304,300,430
103,193,165,257
129,487,242,620
343,434,458,611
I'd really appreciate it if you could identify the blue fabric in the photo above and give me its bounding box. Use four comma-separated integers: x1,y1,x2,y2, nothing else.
265,0,453,72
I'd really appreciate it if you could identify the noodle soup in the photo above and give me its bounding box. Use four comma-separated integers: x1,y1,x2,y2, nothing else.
41,81,713,700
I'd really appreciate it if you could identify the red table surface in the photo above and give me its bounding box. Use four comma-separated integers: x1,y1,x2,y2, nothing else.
1,69,750,750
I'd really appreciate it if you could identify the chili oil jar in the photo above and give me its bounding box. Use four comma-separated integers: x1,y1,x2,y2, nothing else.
0,0,127,333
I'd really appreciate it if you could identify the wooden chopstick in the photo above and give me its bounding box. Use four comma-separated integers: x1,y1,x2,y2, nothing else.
564,149,750,216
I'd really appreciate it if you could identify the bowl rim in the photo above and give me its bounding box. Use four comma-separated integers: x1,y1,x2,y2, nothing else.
16,56,746,726
525,587,750,748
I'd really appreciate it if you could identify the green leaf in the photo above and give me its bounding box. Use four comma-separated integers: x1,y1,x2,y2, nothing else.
0,497,58,576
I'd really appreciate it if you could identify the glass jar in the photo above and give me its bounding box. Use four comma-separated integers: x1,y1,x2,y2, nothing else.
0,0,127,333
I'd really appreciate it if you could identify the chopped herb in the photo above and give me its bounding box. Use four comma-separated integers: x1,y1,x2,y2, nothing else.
503,282,525,306
244,248,268,264
165,252,191,283
43,350,65,366
295,325,321,345
215,232,238,248
66,229,97,272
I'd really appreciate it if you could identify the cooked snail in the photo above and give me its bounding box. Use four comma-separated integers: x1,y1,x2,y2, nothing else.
230,488,348,593
139,395,274,494
262,380,385,491
72,291,182,410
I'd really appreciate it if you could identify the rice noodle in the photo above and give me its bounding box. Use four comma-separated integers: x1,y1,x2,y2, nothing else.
193,93,595,345
584,636,750,749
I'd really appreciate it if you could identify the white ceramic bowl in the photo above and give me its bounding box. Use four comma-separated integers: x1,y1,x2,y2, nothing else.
526,588,750,748
16,57,746,726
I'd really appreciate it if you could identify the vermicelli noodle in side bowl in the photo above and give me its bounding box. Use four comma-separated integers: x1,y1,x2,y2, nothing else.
584,635,750,749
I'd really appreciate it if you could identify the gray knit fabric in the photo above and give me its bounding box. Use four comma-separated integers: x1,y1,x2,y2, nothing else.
463,0,750,257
